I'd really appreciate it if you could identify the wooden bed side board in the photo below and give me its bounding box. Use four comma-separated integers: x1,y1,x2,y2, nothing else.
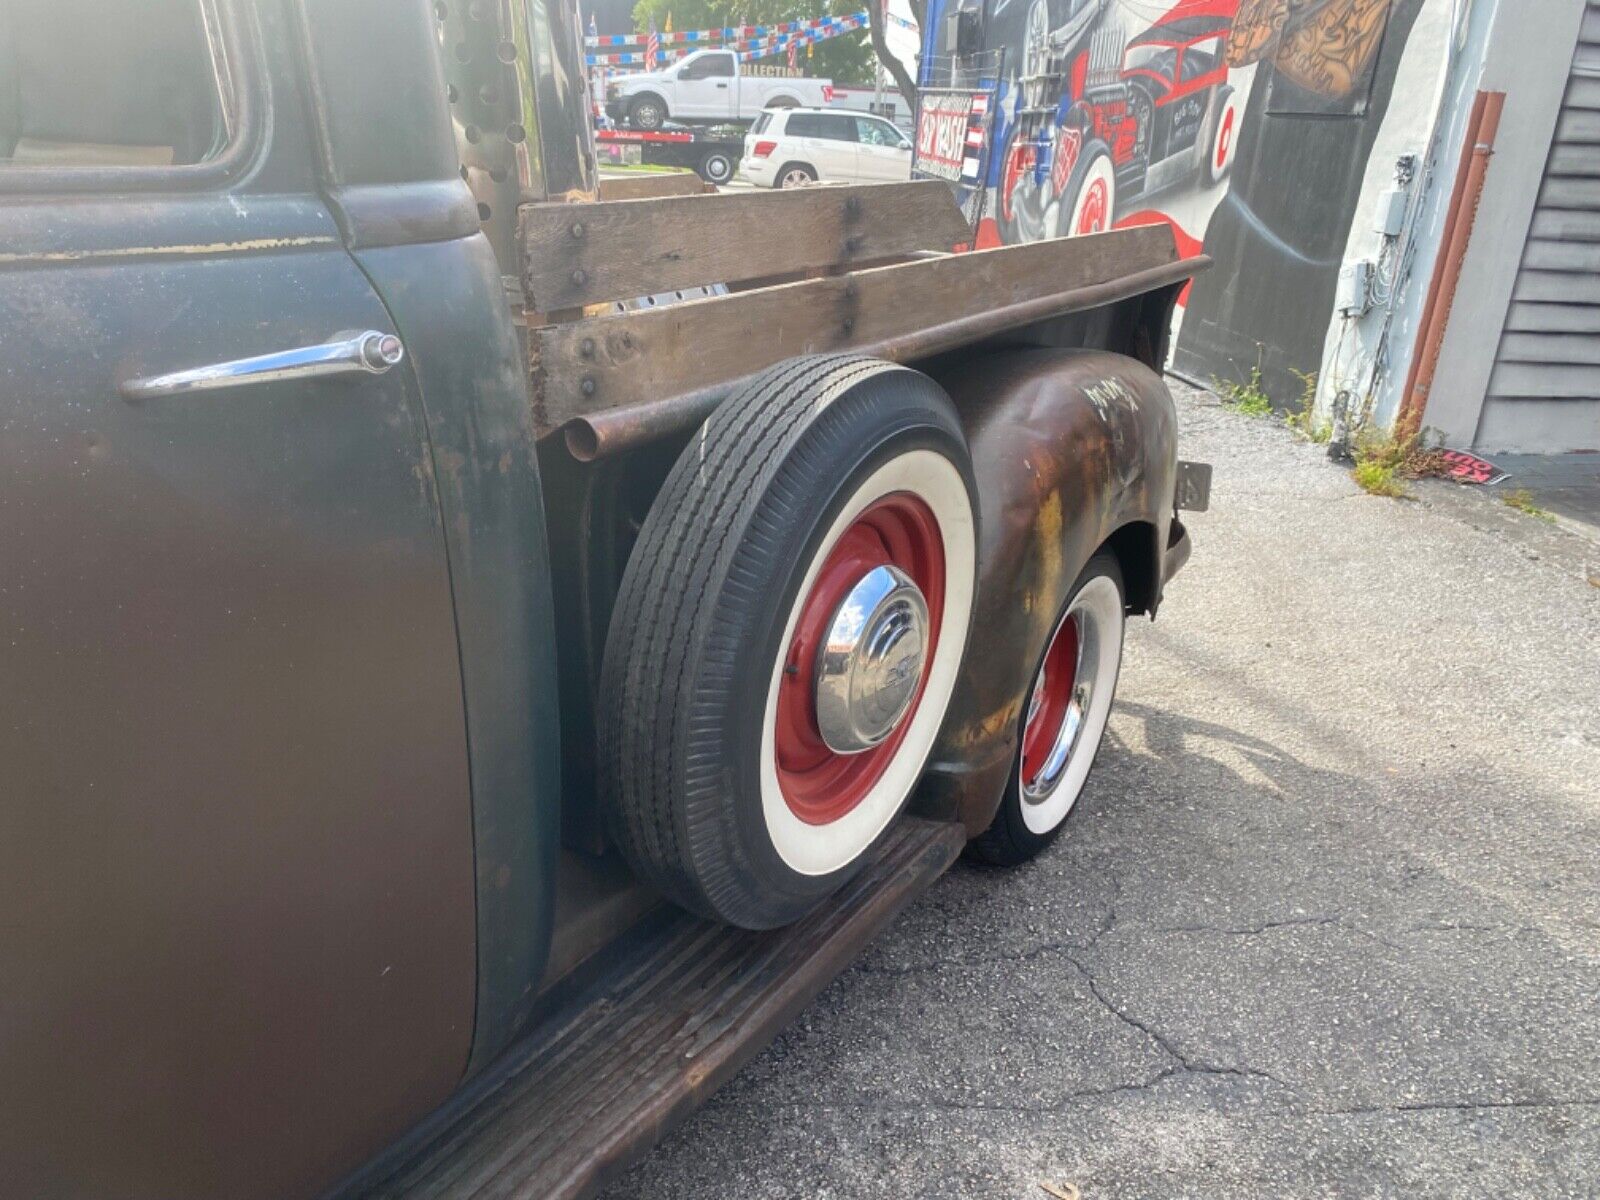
518,180,971,313
528,224,1185,435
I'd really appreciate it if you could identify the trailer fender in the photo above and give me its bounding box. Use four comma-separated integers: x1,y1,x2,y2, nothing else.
916,347,1179,836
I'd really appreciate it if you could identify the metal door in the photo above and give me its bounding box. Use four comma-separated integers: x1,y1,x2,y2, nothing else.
0,2,477,1196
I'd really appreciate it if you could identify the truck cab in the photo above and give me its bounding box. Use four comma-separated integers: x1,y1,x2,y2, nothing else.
607,47,829,129
669,48,740,120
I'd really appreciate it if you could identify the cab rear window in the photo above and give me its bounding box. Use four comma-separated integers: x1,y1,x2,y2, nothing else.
0,0,228,169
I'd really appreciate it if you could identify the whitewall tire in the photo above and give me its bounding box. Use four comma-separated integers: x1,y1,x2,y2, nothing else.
599,356,978,928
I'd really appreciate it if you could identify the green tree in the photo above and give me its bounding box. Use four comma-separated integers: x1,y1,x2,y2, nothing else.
629,0,876,86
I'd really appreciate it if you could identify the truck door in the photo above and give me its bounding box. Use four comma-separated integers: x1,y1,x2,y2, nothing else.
0,3,477,1197
677,49,738,120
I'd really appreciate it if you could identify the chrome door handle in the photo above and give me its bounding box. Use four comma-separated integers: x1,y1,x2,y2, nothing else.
121,330,404,400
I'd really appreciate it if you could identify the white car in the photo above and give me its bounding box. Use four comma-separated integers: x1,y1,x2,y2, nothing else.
606,49,830,130
740,108,914,188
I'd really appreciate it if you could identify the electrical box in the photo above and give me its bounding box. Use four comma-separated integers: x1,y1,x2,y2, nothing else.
1337,260,1373,316
945,7,981,57
1374,188,1408,238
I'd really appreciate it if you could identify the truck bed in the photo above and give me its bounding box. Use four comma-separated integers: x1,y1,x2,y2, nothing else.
514,180,1202,459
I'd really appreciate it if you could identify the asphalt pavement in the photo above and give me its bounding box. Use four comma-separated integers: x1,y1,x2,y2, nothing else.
604,385,1600,1199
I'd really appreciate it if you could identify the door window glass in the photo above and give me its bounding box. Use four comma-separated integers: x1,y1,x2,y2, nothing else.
787,113,823,137
0,0,228,169
680,52,734,80
854,117,901,147
815,114,858,142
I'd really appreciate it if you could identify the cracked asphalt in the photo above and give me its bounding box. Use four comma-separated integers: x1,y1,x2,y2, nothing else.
604,387,1600,1199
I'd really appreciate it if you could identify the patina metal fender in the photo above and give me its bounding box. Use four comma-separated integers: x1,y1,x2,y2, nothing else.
918,348,1180,836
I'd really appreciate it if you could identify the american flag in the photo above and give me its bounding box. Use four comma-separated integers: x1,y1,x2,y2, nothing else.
644,20,659,70
786,37,798,69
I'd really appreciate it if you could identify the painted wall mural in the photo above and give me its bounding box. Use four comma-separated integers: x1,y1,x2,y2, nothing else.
937,0,1428,401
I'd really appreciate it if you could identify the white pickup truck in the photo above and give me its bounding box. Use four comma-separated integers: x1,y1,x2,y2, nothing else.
606,49,832,130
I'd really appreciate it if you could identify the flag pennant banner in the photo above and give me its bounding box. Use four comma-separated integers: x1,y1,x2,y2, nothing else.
587,14,867,67
585,12,868,50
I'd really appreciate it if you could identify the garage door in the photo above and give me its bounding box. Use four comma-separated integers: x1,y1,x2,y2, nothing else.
1479,1,1600,452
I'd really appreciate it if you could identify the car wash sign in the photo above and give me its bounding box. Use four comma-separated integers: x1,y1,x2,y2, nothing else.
914,90,976,182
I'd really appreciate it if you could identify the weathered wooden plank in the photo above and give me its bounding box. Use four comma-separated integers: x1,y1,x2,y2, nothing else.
519,180,971,312
596,172,707,201
531,224,1180,431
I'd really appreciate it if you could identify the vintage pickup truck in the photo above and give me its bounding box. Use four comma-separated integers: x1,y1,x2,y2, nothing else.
0,0,1207,1197
605,47,831,130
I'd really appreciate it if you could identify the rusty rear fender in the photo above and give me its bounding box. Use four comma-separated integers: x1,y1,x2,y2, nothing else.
916,347,1181,836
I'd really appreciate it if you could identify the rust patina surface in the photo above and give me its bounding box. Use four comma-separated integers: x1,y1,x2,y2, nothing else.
922,348,1181,835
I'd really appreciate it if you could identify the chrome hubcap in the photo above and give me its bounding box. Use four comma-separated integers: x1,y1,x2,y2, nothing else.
814,565,929,754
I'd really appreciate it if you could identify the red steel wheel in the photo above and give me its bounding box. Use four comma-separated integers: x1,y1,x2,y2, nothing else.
1020,606,1080,791
967,552,1126,867
772,493,946,826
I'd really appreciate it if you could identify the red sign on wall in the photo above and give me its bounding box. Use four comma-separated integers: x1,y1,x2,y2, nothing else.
914,92,975,182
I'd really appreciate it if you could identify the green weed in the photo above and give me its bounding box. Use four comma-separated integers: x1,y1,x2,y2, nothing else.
1349,423,1446,499
1215,357,1273,417
1353,460,1408,498
1214,346,1274,416
1286,369,1331,443
1501,489,1555,521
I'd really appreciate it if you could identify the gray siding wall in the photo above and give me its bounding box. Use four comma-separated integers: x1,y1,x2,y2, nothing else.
1480,2,1600,451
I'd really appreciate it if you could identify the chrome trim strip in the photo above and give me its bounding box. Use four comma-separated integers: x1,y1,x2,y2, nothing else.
121,330,403,400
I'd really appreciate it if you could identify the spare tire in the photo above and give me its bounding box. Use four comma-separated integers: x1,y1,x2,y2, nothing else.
598,355,979,929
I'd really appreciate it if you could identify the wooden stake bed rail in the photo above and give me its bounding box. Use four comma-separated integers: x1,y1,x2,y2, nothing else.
521,179,971,312
517,181,1198,456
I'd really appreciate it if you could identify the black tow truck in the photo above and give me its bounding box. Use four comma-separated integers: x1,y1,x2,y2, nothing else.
596,124,746,185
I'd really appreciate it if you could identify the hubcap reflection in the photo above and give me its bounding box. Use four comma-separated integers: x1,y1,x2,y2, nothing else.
814,565,929,755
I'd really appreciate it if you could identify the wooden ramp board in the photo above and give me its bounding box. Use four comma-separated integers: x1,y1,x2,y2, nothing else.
519,179,970,311
355,818,964,1200
595,172,708,202
530,223,1183,434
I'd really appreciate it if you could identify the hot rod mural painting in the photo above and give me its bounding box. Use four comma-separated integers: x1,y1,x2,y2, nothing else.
995,0,1242,245
959,0,1423,402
